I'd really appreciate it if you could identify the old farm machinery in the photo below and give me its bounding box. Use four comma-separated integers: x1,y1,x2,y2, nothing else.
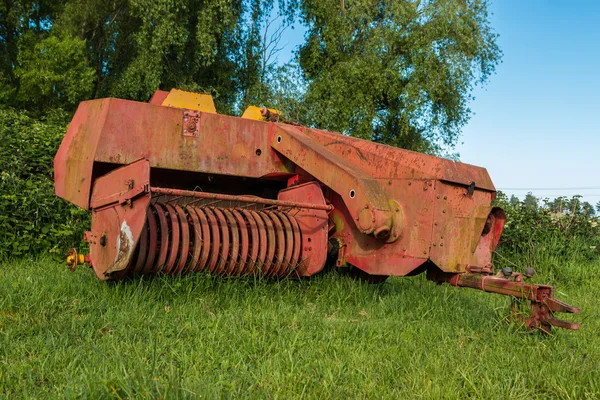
55,89,580,332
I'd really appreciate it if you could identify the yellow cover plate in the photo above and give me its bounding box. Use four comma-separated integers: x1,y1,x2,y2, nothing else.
161,89,217,113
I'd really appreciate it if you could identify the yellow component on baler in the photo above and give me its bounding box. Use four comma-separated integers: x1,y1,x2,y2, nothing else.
66,248,85,271
161,89,217,113
241,105,281,121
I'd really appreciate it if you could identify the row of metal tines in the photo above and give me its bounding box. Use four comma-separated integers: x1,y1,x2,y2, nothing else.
114,202,304,279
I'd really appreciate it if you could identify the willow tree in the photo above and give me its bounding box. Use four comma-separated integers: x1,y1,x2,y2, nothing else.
297,0,501,153
1,0,291,113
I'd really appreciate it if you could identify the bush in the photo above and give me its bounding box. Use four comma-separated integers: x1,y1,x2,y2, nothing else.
493,192,600,283
0,108,88,259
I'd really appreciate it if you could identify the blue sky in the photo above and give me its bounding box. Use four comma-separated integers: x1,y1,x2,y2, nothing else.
457,1,600,205
275,1,600,206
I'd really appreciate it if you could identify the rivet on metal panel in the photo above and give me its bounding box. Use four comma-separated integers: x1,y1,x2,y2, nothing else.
444,196,447,200
442,210,446,213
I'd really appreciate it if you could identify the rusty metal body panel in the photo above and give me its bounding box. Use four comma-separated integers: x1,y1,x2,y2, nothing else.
54,89,579,332
55,97,494,276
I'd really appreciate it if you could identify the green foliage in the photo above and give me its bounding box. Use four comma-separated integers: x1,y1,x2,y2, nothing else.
494,192,600,283
105,0,243,106
0,0,68,104
1,0,291,113
296,0,501,153
547,196,596,218
0,108,88,259
15,34,95,109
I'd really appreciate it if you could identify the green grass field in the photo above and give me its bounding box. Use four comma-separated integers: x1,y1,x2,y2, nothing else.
1,256,598,399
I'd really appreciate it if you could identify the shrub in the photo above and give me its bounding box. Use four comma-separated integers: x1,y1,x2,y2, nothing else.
0,108,89,259
493,191,600,283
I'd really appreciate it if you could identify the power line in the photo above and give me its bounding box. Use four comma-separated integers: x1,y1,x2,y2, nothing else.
525,194,600,197
497,187,600,191
501,194,600,199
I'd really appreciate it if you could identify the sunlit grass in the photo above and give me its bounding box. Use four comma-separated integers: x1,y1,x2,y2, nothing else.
0,256,598,398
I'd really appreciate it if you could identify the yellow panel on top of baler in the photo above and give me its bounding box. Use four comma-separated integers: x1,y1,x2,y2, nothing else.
161,89,217,113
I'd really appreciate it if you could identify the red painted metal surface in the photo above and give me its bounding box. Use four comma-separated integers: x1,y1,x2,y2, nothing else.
54,89,580,332
428,269,580,333
153,204,169,273
278,182,329,277
148,90,169,105
85,159,151,280
142,210,157,274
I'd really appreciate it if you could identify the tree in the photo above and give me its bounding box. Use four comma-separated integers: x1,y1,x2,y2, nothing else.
523,192,538,210
582,201,595,218
15,34,95,109
0,0,69,104
1,0,292,113
295,0,501,153
509,195,520,207
56,0,250,111
547,197,567,214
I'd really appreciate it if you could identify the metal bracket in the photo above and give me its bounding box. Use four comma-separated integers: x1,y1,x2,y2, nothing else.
183,110,201,137
90,182,149,209
89,159,151,210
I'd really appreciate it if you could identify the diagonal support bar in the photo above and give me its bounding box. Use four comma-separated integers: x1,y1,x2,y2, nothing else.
272,125,398,239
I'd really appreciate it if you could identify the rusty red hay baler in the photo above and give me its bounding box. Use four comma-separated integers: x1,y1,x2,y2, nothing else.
55,89,580,333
